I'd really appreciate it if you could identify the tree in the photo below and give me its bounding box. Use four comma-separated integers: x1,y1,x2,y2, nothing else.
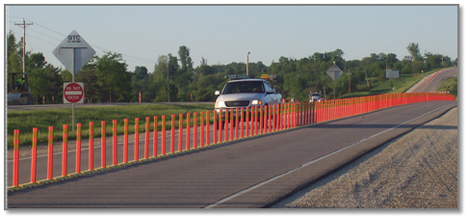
178,45,193,71
424,53,442,70
7,31,22,74
76,62,99,103
7,32,24,93
407,42,424,73
95,52,131,102
387,53,398,65
27,53,62,103
131,66,150,102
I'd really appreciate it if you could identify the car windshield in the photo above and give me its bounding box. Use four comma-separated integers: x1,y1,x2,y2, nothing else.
311,94,321,99
222,81,265,94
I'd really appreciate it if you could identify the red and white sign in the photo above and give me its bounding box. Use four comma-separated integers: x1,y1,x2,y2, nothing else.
63,82,84,104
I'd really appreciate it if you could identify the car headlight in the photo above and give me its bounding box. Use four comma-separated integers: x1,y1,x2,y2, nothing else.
215,100,225,108
251,99,262,105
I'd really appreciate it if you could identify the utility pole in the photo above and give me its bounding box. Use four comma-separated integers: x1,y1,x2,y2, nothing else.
246,52,250,76
15,18,33,77
364,69,370,89
167,61,170,102
347,69,351,93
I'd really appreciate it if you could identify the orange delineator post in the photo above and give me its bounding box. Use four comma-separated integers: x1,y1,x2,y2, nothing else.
218,111,222,142
281,104,285,128
12,129,19,187
76,123,82,173
213,111,218,144
259,106,264,134
112,120,118,165
31,127,38,183
283,103,286,129
265,106,269,132
186,113,191,150
224,110,228,142
303,103,307,125
246,107,250,137
193,112,198,148
88,122,94,170
153,116,158,157
254,106,258,135
171,115,175,153
123,119,129,163
279,104,283,129
206,111,210,146
268,105,271,133
280,104,284,130
293,103,296,127
229,109,234,140
47,126,54,179
145,117,150,159
101,121,106,168
134,118,139,161
272,105,276,131
62,124,68,176
271,105,278,132
161,115,166,155
311,102,315,124
178,114,183,152
240,108,244,138
200,111,205,147
235,108,239,139
292,103,295,127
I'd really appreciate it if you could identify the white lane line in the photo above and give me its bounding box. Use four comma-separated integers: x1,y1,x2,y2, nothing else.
203,104,452,208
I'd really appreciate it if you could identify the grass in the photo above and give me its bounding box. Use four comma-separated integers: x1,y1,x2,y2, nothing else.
341,68,445,99
7,103,214,147
437,77,457,98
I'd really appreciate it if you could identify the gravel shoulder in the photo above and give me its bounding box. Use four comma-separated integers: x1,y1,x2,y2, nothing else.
281,107,458,208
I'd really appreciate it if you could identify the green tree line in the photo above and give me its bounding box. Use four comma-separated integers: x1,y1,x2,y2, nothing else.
7,31,456,104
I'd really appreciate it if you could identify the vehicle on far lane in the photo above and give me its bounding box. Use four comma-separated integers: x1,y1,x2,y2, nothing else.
309,92,323,103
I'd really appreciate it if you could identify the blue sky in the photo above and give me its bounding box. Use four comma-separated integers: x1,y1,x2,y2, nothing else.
5,4,458,72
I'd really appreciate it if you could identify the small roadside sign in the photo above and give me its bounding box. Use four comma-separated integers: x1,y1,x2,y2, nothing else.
326,63,343,81
63,82,84,104
386,69,400,78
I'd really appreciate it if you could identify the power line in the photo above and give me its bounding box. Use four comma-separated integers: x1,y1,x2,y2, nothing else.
25,18,156,66
28,27,63,42
33,22,67,37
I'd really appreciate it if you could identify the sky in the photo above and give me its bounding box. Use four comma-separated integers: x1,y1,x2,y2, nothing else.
4,2,459,72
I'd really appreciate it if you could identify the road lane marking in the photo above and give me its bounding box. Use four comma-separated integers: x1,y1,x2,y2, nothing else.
203,103,454,208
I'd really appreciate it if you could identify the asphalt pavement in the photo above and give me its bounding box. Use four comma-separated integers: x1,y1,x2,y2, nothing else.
7,100,456,208
6,67,458,208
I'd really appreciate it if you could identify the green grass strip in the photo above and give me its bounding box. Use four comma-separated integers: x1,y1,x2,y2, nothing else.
7,103,214,147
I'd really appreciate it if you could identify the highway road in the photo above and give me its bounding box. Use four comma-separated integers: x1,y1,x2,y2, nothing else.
6,67,458,208
7,100,456,208
406,67,457,93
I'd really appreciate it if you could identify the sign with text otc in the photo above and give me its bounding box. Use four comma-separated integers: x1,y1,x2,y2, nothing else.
63,82,84,104
53,30,95,74
326,63,343,81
